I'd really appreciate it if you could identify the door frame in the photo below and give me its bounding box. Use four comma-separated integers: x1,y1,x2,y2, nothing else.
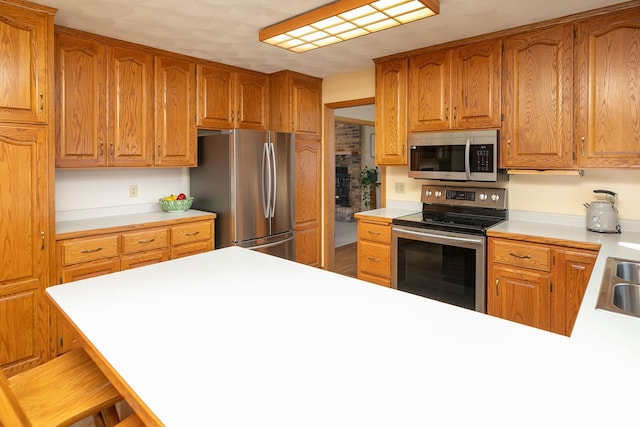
323,97,378,271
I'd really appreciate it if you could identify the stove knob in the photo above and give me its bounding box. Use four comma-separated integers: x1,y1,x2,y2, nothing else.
491,194,500,202
425,190,432,197
479,193,488,201
435,190,442,198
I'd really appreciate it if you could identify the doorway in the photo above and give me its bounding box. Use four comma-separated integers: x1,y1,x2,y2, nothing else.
324,97,379,273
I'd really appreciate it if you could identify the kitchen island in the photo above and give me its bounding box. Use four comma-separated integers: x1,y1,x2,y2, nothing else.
47,244,640,426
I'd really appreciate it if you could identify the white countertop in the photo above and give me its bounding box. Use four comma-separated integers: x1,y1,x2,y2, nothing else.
46,242,640,426
354,207,419,220
55,209,216,236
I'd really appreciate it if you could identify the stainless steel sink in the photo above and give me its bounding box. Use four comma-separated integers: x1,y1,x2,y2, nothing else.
616,262,640,283
596,258,640,318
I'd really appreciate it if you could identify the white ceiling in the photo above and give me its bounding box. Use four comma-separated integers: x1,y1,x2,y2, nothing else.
43,0,626,78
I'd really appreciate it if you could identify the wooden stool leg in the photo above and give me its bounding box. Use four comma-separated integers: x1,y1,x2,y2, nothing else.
94,405,121,427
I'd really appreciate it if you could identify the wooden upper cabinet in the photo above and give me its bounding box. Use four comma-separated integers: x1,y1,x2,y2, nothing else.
375,57,408,165
55,34,108,167
56,30,154,167
0,2,50,124
269,70,322,139
576,8,640,168
108,46,154,167
451,39,502,129
154,55,197,166
408,39,501,131
197,64,268,130
408,48,451,131
501,24,575,169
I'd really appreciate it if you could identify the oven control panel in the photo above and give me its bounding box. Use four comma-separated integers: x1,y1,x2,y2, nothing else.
421,185,507,210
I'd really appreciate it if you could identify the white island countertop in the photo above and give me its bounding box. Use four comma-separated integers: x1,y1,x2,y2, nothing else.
47,242,640,426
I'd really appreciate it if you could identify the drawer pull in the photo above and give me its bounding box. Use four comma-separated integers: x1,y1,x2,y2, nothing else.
367,256,381,263
81,247,103,254
367,230,381,236
137,238,156,244
185,231,200,237
509,252,531,259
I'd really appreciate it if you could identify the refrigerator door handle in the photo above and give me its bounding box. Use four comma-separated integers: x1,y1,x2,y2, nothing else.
261,142,271,219
269,141,277,217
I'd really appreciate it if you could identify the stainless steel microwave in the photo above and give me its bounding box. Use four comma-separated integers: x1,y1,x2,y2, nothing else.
408,130,499,182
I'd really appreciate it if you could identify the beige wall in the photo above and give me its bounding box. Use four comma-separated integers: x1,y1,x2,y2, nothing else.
323,67,640,221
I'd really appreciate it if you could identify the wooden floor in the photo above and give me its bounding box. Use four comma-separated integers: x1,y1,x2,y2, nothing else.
333,243,357,278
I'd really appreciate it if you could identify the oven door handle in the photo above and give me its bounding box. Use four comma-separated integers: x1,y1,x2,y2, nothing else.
464,139,472,180
393,227,484,245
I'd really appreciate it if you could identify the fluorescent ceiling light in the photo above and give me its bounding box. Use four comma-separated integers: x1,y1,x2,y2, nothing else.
259,0,439,53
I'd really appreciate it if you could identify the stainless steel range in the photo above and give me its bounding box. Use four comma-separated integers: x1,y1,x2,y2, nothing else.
392,185,507,312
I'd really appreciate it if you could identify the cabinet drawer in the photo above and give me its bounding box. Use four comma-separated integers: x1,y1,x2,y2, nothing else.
61,235,120,265
59,258,120,283
171,221,212,245
358,241,391,278
171,240,213,259
121,249,170,270
492,239,550,271
358,221,391,244
121,228,169,254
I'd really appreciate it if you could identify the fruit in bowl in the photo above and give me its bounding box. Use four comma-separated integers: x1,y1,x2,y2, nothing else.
159,194,193,212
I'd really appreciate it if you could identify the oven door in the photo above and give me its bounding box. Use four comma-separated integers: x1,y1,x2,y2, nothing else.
391,225,486,312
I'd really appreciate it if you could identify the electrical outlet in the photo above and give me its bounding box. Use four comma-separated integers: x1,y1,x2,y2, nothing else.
129,185,138,198
395,182,405,194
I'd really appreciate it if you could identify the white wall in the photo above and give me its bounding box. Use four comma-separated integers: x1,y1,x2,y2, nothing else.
56,168,189,221
323,67,640,221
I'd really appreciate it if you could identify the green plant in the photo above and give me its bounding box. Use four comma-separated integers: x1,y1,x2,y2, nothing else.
359,166,379,209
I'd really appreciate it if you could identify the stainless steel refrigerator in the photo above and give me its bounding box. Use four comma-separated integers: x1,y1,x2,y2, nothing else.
190,129,295,261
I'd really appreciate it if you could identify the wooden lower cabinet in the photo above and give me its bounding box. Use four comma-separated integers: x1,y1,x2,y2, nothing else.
487,234,598,336
355,215,392,287
54,216,215,354
295,139,322,266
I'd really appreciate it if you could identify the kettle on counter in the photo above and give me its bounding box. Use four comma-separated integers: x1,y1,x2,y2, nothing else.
583,189,621,233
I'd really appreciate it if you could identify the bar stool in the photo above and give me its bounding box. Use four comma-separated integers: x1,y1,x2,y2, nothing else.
0,347,124,427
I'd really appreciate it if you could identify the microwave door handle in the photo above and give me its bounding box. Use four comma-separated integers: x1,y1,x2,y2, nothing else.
465,139,472,180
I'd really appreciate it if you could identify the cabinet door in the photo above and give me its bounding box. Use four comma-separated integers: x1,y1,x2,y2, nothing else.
197,64,234,129
0,3,49,123
408,49,451,131
0,126,49,375
552,249,597,336
55,35,108,167
451,39,502,129
109,46,155,166
235,71,269,130
502,25,574,168
576,9,640,167
375,58,407,165
488,265,551,331
295,140,322,266
155,55,197,166
292,74,322,138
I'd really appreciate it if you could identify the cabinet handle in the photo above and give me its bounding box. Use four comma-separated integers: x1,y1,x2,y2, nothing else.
453,106,457,121
581,137,585,156
445,107,449,121
157,144,161,156
110,141,114,157
495,279,500,296
185,231,200,237
507,139,511,156
99,140,104,157
138,238,156,244
39,93,44,112
367,256,381,263
509,252,531,259
81,247,103,254
40,231,45,250
367,230,381,236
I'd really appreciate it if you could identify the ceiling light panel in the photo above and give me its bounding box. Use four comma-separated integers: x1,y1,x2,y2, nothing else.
259,0,439,52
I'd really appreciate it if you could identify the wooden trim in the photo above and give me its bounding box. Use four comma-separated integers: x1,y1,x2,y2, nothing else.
335,116,375,126
0,0,57,14
486,230,602,252
324,97,377,271
374,1,640,63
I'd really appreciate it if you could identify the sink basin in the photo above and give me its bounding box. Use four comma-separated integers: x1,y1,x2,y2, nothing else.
596,257,640,318
613,283,640,315
616,262,640,283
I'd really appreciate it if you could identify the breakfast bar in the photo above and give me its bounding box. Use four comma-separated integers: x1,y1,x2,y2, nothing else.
46,243,640,426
